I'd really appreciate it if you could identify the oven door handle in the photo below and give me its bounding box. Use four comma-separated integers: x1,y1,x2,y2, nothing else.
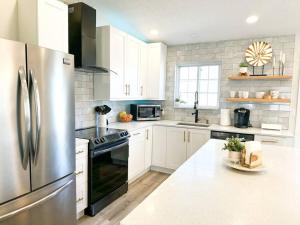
92,141,129,157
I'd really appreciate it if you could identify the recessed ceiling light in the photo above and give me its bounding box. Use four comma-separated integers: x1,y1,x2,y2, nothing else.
246,15,259,24
150,29,159,36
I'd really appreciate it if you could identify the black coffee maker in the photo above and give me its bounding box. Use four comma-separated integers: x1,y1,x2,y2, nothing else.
234,108,251,128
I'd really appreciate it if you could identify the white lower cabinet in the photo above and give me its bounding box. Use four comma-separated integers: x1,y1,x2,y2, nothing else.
166,127,187,170
186,129,211,159
255,135,294,147
75,139,88,219
152,126,210,170
152,126,167,168
144,127,153,169
128,129,146,182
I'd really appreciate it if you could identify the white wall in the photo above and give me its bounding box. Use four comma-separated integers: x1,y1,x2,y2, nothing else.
0,0,18,40
294,35,300,146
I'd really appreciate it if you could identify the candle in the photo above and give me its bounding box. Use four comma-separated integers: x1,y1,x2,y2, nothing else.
273,56,276,67
280,51,283,62
282,53,286,64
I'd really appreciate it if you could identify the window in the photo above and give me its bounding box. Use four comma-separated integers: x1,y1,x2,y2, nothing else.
175,64,220,109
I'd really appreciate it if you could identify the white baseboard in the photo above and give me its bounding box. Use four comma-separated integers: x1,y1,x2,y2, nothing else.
150,166,174,174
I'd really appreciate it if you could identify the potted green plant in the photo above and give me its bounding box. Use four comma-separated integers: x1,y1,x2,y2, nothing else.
222,137,245,162
239,62,248,76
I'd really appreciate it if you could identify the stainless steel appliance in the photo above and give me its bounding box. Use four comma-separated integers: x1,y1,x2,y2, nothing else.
130,104,161,121
210,131,254,141
0,38,76,225
234,108,251,128
75,127,130,216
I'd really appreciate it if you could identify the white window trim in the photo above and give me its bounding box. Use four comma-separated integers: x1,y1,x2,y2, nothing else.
174,63,221,109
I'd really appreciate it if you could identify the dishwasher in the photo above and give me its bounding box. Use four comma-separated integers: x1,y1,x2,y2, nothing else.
210,130,254,141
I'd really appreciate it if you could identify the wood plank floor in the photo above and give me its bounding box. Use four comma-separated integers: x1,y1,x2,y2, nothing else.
77,171,169,225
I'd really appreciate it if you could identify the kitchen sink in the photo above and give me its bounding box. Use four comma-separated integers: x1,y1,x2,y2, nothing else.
176,122,210,127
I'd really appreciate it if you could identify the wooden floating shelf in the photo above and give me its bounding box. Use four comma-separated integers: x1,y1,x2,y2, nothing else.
226,98,290,104
228,75,292,80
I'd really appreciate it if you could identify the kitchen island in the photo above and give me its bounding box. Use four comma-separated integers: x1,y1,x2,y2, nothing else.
121,139,300,225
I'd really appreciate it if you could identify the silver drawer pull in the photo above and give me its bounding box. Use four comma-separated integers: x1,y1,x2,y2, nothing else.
76,150,84,155
76,197,83,203
75,171,83,176
133,132,141,136
261,140,279,143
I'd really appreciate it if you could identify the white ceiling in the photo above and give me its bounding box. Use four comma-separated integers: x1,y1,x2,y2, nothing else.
84,0,300,45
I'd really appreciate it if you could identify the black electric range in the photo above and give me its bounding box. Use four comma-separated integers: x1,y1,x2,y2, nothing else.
75,127,130,216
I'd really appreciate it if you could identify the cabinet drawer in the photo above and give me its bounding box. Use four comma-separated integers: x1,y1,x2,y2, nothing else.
255,135,294,147
75,158,87,184
129,129,146,143
75,144,88,159
76,184,87,213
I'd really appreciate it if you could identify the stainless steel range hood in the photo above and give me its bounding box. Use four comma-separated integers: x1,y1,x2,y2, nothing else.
68,2,108,73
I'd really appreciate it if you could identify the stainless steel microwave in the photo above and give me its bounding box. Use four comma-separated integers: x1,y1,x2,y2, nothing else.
130,104,161,121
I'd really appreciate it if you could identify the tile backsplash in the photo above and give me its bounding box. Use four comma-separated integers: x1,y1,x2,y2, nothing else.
74,71,161,129
162,35,296,129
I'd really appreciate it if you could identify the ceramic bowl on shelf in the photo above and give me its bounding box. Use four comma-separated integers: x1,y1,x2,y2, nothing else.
255,92,265,99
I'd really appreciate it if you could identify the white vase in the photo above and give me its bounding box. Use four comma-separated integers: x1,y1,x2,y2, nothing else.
228,151,241,163
239,67,248,75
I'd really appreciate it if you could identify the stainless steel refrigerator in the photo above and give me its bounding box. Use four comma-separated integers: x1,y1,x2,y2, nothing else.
0,38,76,225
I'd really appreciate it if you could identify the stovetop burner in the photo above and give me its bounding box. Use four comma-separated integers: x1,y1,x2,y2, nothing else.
75,127,129,149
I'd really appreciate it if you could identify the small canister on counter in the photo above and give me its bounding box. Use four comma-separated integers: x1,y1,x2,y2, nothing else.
220,108,231,126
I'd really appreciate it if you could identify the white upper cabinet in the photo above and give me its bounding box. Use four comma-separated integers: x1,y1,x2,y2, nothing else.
124,36,141,99
139,43,149,98
95,26,167,100
147,43,167,100
18,0,68,53
95,26,126,100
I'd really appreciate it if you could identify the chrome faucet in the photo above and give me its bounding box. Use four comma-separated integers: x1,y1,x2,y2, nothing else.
192,91,199,123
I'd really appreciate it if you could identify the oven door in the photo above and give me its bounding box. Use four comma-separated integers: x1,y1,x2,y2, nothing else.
138,106,160,120
89,140,129,204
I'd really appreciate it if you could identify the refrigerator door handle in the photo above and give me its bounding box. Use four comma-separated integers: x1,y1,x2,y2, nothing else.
29,69,41,165
0,180,73,222
18,68,31,170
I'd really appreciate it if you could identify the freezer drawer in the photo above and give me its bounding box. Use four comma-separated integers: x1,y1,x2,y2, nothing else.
0,175,76,225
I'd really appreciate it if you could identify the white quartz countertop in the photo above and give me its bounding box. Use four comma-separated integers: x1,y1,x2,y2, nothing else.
107,120,294,137
121,139,300,225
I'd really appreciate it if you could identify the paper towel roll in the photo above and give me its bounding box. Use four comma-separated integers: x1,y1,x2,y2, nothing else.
99,115,107,127
220,109,231,126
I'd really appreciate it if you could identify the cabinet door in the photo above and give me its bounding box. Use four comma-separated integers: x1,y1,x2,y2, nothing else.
186,129,210,158
166,127,187,170
152,126,167,167
128,129,145,181
38,0,68,52
255,135,294,147
110,28,126,99
125,36,140,99
147,43,166,100
144,127,153,169
139,43,148,98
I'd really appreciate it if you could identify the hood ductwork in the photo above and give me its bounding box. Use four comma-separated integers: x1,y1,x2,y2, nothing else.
68,2,108,73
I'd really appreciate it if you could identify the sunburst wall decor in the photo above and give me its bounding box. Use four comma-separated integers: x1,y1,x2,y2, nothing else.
245,41,273,67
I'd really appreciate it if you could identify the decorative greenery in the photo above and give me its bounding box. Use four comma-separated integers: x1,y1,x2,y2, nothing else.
222,137,245,152
239,62,248,67
175,98,187,104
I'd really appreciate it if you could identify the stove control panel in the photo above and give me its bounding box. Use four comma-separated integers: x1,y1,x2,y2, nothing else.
92,130,130,148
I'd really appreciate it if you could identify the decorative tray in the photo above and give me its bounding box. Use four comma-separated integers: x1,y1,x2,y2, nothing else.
223,158,266,172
